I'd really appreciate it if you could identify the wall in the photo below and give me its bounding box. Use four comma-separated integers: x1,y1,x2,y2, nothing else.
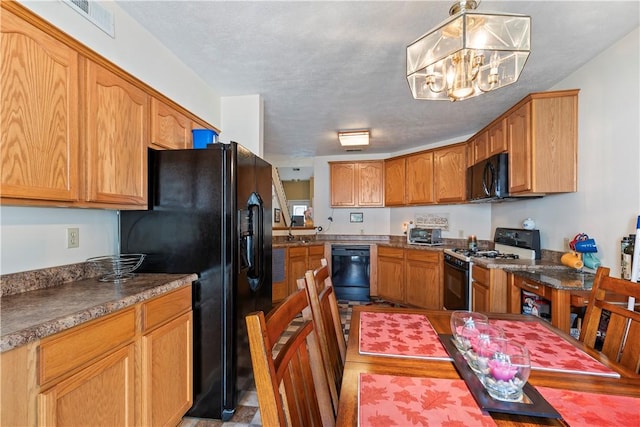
220,95,264,156
492,28,640,277
1,1,222,275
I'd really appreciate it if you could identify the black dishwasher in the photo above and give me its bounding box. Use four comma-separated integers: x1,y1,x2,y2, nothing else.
331,245,370,301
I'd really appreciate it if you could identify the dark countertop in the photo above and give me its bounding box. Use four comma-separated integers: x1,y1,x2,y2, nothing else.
507,269,595,291
0,273,197,352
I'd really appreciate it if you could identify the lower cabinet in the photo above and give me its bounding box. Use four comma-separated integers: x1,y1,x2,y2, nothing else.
471,265,508,313
376,247,442,309
274,244,327,303
1,284,193,426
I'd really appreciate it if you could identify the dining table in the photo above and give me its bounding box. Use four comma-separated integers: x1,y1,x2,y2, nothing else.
336,305,640,426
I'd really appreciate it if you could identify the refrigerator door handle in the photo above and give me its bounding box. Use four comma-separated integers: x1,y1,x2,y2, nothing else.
245,192,264,291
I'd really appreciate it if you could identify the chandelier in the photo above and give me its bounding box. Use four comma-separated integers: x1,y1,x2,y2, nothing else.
406,1,530,101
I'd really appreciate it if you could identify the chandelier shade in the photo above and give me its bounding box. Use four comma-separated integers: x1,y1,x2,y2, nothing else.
407,2,531,101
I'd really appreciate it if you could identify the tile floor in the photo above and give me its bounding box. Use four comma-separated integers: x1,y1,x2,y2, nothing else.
179,300,365,427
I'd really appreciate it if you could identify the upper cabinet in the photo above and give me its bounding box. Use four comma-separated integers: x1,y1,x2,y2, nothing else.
384,157,405,206
406,151,435,205
0,2,217,209
433,143,467,203
84,61,148,208
330,161,384,207
150,97,193,150
506,90,579,196
0,8,80,203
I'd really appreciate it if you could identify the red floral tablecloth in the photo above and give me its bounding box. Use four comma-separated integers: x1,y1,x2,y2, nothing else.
537,386,640,426
359,373,496,427
359,312,450,360
492,320,619,377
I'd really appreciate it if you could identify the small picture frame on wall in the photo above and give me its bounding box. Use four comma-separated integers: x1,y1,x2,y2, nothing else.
350,212,363,223
274,208,281,223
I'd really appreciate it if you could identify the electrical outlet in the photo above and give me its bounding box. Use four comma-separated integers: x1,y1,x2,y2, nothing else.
67,228,79,248
564,237,571,250
459,230,465,238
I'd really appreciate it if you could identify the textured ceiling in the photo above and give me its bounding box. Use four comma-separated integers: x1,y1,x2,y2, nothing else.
116,1,639,159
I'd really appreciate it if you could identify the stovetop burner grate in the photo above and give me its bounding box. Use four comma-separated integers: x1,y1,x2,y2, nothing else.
450,248,520,259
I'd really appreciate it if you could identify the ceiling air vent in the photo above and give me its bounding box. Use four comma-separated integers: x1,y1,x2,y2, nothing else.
345,148,363,152
62,0,115,38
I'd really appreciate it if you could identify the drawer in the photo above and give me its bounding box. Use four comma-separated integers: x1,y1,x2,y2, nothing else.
405,249,440,263
288,246,307,257
514,276,551,299
308,244,325,256
39,307,136,385
472,265,490,284
143,285,192,333
570,292,590,307
378,246,404,258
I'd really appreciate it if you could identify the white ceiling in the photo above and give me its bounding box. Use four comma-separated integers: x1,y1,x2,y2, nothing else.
117,1,639,159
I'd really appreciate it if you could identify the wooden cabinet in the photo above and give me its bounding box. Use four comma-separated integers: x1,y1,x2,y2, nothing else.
150,97,193,150
405,249,442,310
384,157,405,206
433,143,467,203
282,244,326,302
377,246,405,302
471,265,508,313
468,130,489,165
84,60,148,208
3,284,193,426
37,307,137,426
384,152,434,206
406,152,434,205
509,273,572,333
140,286,193,426
329,161,383,207
0,8,80,203
376,247,442,309
506,90,579,196
1,2,217,209
487,118,507,156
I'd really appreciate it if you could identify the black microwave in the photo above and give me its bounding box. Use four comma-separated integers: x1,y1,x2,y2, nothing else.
466,153,510,202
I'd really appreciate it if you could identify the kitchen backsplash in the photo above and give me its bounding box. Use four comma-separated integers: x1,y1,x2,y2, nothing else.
0,262,100,297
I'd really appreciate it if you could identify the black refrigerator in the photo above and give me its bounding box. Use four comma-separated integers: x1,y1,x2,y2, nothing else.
120,142,272,420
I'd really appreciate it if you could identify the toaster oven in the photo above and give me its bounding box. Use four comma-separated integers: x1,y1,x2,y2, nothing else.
407,227,443,246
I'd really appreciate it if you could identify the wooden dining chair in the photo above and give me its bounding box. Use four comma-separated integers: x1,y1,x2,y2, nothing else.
297,258,347,416
245,288,335,427
579,266,640,375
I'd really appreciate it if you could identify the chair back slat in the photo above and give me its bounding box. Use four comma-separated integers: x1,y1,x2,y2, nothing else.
579,266,640,376
298,258,347,416
246,289,335,427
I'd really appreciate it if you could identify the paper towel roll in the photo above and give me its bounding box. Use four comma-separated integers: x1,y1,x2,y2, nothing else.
561,252,584,269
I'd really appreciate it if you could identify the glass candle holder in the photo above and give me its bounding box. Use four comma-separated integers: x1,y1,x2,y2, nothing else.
450,311,489,353
480,340,531,402
464,322,505,374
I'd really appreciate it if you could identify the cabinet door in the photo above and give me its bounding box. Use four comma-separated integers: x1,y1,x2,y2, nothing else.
406,152,434,204
330,162,356,207
405,250,441,309
1,9,79,202
507,102,533,193
472,281,490,313
38,345,135,426
469,131,488,165
288,247,308,293
85,60,148,207
384,157,405,206
307,244,325,271
487,119,507,156
377,248,404,303
141,311,193,427
357,162,384,207
150,97,192,150
434,143,467,203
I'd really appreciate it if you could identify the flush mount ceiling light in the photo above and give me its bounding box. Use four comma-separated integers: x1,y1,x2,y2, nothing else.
407,0,530,101
338,130,370,146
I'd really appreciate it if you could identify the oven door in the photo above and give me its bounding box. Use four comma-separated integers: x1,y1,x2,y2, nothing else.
443,255,470,310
